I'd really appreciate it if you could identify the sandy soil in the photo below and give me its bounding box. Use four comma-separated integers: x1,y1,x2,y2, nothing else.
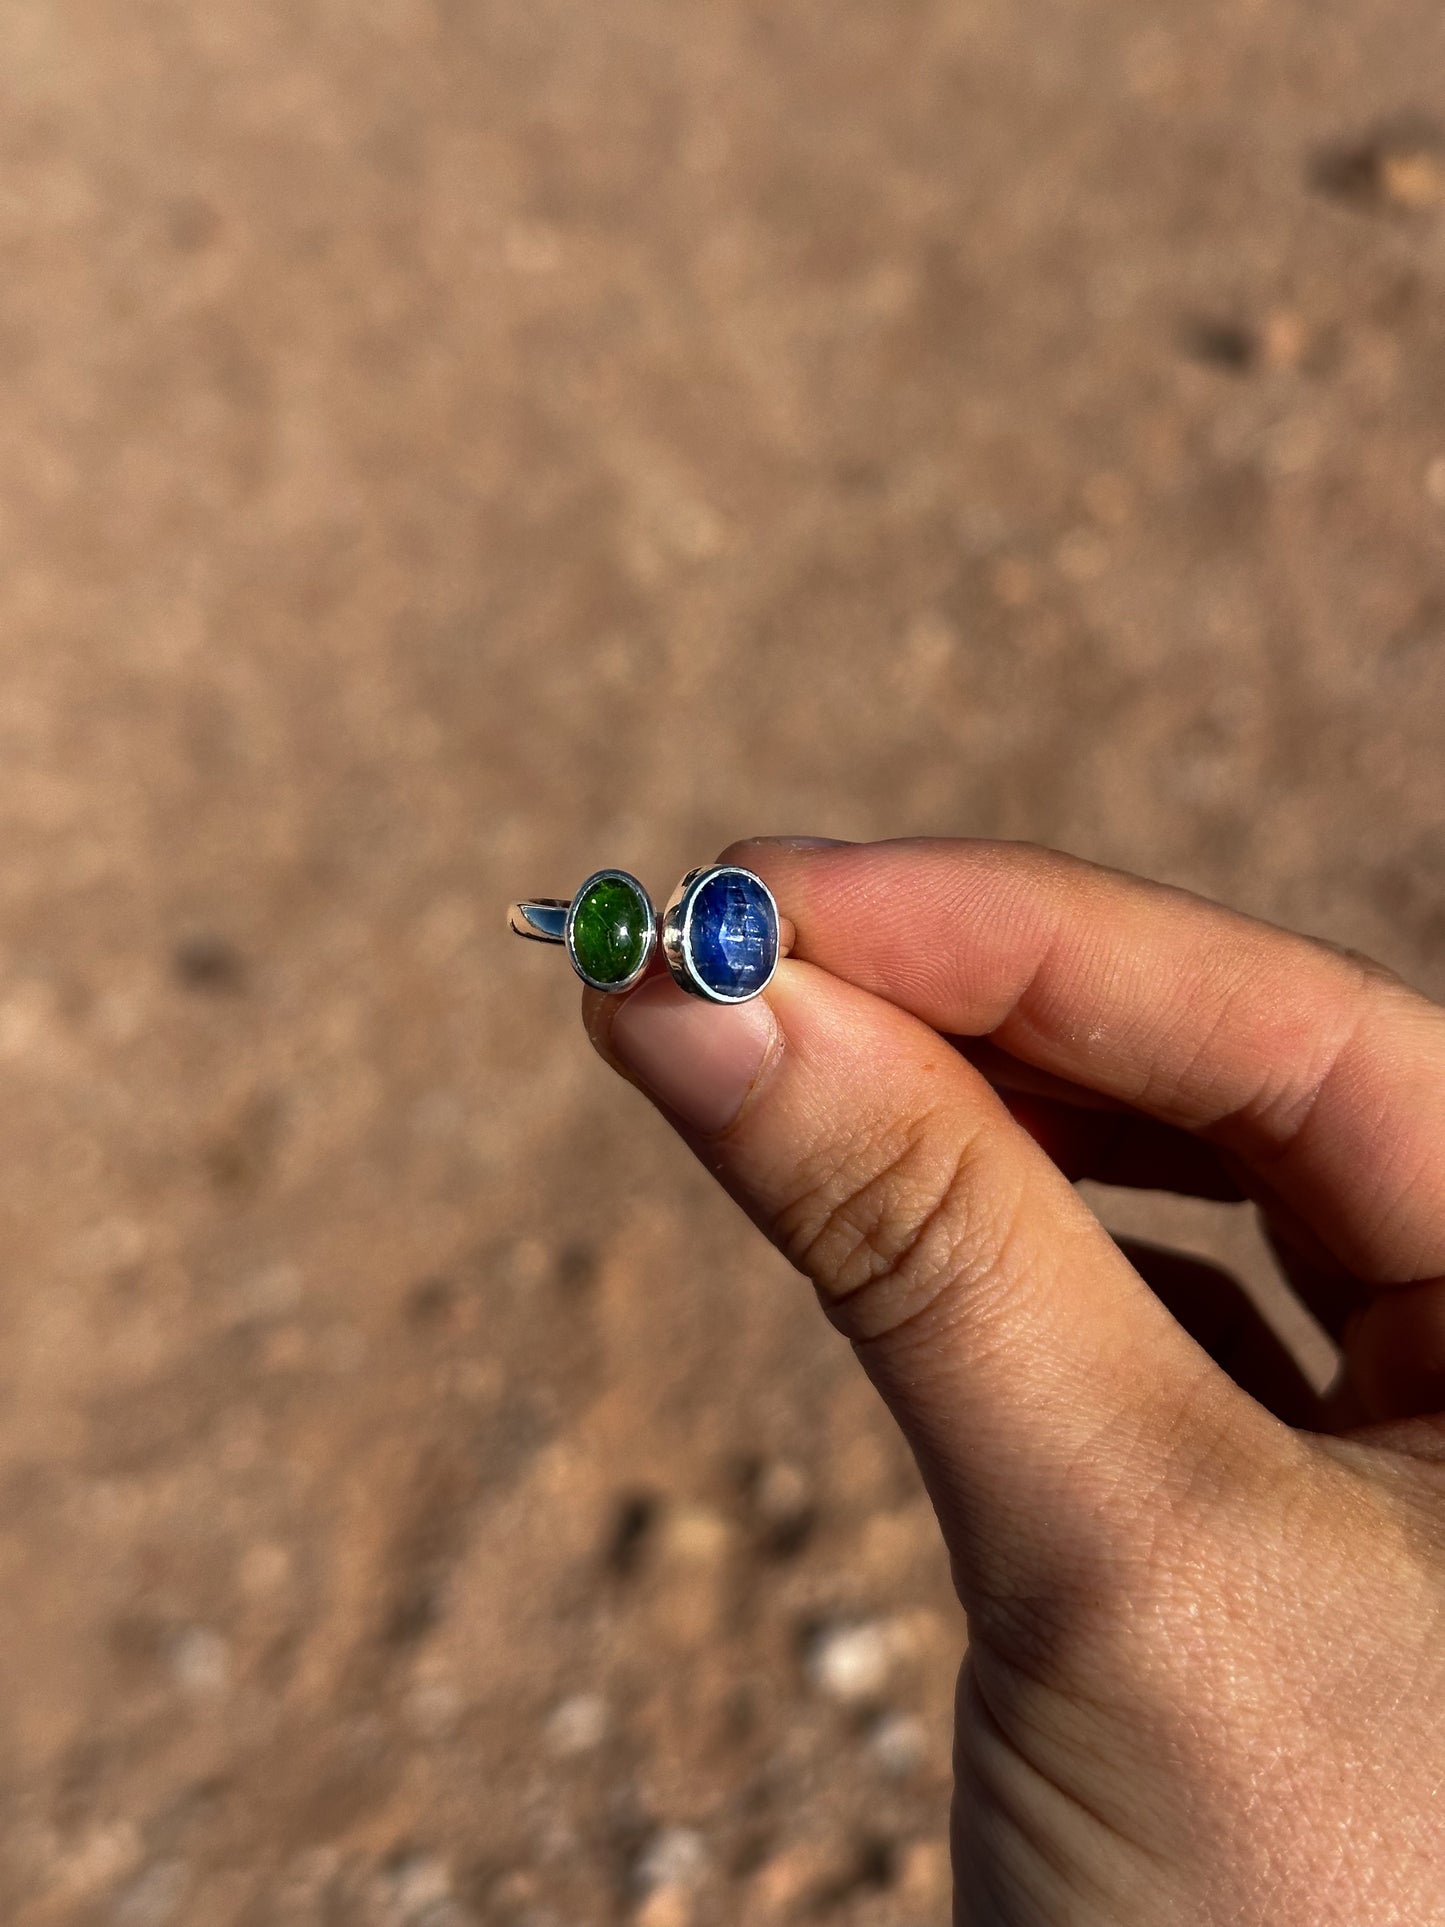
1,2,1443,1922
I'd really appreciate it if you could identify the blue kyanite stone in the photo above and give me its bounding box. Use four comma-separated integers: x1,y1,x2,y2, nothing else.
688,871,778,999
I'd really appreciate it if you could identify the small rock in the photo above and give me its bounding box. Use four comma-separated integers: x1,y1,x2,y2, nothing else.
867,1711,928,1779
660,1505,732,1566
1378,142,1445,210
746,1843,835,1917
804,1618,903,1705
169,1628,230,1699
544,1692,609,1758
380,1851,453,1923
742,1458,815,1556
631,1827,708,1897
1314,127,1445,212
897,1836,950,1907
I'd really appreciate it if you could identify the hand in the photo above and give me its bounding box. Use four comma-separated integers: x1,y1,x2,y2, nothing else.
584,839,1445,1927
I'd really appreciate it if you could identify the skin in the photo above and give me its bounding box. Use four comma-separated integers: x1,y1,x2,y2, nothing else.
583,838,1445,1927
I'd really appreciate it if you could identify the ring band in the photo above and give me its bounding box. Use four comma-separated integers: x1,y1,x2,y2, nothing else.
567,870,659,993
508,900,569,943
511,869,658,993
510,865,792,1004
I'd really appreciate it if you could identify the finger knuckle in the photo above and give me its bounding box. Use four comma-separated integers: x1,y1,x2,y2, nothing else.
771,1116,1019,1344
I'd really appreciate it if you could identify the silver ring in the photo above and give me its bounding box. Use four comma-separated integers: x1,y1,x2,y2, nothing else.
662,865,785,1005
509,869,657,993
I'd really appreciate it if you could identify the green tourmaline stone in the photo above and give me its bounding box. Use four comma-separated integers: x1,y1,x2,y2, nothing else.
570,877,650,986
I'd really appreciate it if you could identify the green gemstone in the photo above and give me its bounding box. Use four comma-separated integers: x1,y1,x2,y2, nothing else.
570,877,650,986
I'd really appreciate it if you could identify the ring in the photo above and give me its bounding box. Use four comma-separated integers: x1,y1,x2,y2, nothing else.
510,864,791,1004
661,865,785,1004
509,869,658,993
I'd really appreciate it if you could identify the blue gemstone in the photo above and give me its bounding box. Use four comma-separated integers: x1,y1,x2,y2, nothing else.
688,870,779,999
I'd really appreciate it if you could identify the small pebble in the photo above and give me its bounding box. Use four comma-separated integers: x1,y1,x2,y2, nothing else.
169,1628,230,1699
868,1711,928,1778
661,1504,733,1565
544,1692,609,1757
381,1852,453,1923
1316,130,1445,211
631,1827,708,1896
804,1619,902,1705
897,1836,950,1906
735,1456,819,1556
746,1842,835,1916
1378,143,1445,210
748,1458,812,1532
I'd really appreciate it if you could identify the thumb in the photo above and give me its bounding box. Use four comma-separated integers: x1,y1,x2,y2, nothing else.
587,962,1289,1630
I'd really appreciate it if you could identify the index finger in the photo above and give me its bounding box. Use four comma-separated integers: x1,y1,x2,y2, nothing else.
728,837,1445,1291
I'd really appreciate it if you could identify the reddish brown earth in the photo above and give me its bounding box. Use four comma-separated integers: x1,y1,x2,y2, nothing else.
1,3,1444,1923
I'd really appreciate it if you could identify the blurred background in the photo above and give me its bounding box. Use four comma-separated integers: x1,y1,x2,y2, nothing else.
2,2,1444,1922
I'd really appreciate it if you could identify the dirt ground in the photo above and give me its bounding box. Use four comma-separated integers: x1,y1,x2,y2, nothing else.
1,2,1443,1923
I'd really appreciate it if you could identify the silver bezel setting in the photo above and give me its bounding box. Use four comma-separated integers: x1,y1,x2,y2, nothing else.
662,865,782,1005
563,869,658,994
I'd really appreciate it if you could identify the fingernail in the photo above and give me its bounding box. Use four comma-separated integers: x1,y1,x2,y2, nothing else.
608,976,778,1135
764,836,851,852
